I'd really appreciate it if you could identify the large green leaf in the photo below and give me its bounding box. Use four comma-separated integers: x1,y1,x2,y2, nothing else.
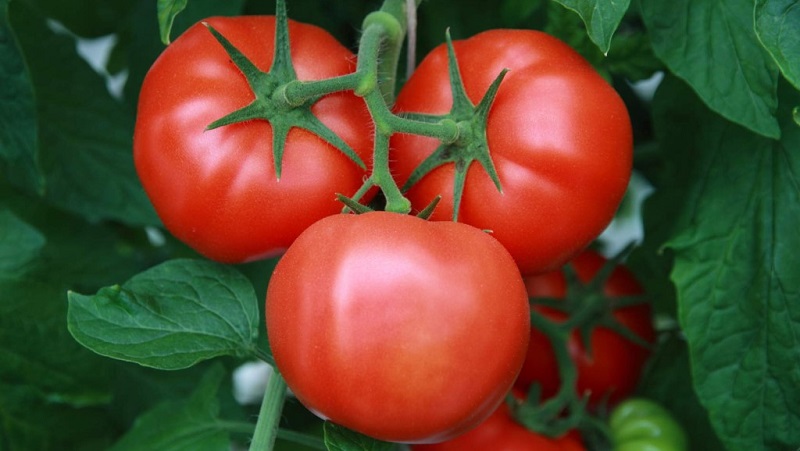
651,76,800,450
0,191,152,409
0,277,114,408
642,0,781,139
7,0,157,226
67,259,261,370
27,0,138,37
0,209,44,274
108,364,231,451
544,3,661,83
0,0,41,194
755,0,800,91
551,0,630,55
0,188,157,450
0,382,117,451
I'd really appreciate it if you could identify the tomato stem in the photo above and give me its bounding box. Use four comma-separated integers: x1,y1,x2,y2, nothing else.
278,73,361,106
254,347,276,366
248,369,288,451
512,311,586,435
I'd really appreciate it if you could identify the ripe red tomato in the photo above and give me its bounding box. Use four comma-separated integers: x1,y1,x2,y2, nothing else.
391,30,632,275
515,250,655,406
266,212,530,443
411,402,585,451
134,16,372,263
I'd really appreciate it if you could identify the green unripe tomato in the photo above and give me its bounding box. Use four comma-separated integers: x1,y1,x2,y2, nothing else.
610,398,688,451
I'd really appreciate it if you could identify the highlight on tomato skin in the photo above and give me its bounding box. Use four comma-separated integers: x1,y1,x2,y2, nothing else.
265,211,531,444
133,16,374,264
391,29,633,276
515,250,655,407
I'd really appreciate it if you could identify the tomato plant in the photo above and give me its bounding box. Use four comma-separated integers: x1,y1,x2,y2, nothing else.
515,250,655,407
390,29,633,275
265,211,530,443
609,398,688,451
410,402,585,451
5,0,800,449
134,16,373,263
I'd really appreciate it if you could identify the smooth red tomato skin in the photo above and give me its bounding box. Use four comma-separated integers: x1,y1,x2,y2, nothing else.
411,403,585,451
266,212,530,443
392,30,632,275
134,16,372,263
515,251,655,406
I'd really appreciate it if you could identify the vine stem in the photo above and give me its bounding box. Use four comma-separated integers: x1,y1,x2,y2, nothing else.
248,369,288,451
528,311,581,411
511,309,587,437
272,0,456,214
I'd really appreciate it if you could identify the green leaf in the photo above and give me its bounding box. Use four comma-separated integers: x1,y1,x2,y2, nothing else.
0,0,41,195
0,192,148,410
551,0,630,55
641,0,781,139
652,76,800,450
67,259,261,370
544,2,662,82
323,422,394,451
0,278,114,408
7,0,158,226
157,0,188,45
0,382,117,451
0,195,154,450
605,32,662,82
755,0,800,91
0,184,166,420
0,209,44,274
108,364,231,451
26,0,137,38
500,0,543,26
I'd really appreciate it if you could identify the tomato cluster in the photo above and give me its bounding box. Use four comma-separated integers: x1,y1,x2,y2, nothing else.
134,6,649,448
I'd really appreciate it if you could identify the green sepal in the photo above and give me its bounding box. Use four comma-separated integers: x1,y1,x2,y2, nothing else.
269,0,297,80
531,246,653,368
201,1,365,180
335,194,374,215
400,30,507,221
416,195,442,220
444,29,474,116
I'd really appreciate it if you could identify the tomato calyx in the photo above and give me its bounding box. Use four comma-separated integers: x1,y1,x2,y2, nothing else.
335,192,442,220
536,247,652,355
400,31,506,221
511,247,653,439
510,309,589,438
203,0,366,179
